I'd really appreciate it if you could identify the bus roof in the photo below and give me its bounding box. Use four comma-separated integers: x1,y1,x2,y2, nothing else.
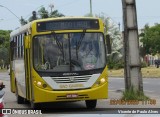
10,22,32,38
10,17,101,38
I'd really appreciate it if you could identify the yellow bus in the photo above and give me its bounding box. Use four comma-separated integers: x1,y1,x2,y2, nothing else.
10,17,108,109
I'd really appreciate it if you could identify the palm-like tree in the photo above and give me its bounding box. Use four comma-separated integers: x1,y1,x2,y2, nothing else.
20,16,28,25
38,7,64,19
96,14,123,69
38,7,49,19
50,10,64,17
27,6,65,22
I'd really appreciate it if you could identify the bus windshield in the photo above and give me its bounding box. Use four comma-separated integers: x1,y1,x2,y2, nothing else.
33,32,106,72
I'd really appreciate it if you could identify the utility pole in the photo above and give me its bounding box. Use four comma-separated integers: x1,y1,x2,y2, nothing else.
49,3,54,13
118,22,121,31
122,0,143,92
90,0,92,16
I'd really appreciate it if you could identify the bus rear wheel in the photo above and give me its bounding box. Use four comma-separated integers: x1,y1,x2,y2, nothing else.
85,100,97,109
30,101,40,109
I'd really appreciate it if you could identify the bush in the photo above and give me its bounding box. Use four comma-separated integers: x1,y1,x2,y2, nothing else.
122,86,149,100
141,61,148,68
108,59,124,70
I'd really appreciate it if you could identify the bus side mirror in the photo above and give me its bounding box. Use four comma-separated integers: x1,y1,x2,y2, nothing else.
106,34,112,54
24,35,30,49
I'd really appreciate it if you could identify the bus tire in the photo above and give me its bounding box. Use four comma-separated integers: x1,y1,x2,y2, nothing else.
85,100,97,109
15,82,24,104
30,101,40,109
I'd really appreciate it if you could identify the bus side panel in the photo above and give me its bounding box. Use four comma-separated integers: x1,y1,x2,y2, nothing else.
10,61,16,93
15,59,26,98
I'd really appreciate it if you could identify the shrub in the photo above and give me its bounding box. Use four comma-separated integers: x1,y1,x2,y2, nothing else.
122,86,149,100
107,59,124,70
141,61,148,68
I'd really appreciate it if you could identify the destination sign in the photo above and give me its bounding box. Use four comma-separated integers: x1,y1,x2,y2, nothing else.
37,19,99,32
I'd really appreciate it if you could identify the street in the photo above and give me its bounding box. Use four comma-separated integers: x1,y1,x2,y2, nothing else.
0,72,160,117
109,77,160,98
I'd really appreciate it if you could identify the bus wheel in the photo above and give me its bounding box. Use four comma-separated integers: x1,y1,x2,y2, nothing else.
85,100,97,109
15,83,24,104
30,101,40,109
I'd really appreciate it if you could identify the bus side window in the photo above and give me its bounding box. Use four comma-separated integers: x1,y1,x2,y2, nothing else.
10,40,16,61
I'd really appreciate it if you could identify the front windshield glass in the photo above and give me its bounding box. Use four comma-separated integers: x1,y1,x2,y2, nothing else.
33,33,106,72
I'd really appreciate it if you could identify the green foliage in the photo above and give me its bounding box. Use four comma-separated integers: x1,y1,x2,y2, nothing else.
108,59,124,70
107,50,124,70
141,61,148,68
122,86,149,100
38,7,49,19
0,30,10,48
140,24,160,55
27,6,65,22
50,10,64,18
0,30,10,68
107,53,124,70
38,7,64,19
20,16,28,25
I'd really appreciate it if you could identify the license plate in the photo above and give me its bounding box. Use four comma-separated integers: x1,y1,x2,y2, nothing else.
66,94,78,98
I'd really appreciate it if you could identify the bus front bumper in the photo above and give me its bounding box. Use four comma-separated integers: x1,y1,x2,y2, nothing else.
33,82,108,103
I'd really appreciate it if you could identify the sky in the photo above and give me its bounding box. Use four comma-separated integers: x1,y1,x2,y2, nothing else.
0,0,160,30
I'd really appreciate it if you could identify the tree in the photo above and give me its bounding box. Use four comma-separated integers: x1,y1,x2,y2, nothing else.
36,6,64,20
95,14,123,69
38,7,49,19
28,6,64,22
84,13,124,69
140,23,160,55
50,10,64,18
20,16,28,26
0,30,10,69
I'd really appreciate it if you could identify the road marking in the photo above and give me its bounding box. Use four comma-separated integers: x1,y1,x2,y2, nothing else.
109,90,115,92
144,90,154,93
143,81,149,84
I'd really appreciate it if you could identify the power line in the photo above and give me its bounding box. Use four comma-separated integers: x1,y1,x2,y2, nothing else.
0,5,20,21
24,5,44,19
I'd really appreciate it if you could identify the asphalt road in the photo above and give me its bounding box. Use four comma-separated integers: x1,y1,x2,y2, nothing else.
0,72,159,117
109,77,160,98
1,72,159,98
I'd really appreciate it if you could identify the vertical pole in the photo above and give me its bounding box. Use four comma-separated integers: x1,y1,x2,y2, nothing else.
49,4,54,13
90,0,92,16
118,22,121,31
122,0,143,92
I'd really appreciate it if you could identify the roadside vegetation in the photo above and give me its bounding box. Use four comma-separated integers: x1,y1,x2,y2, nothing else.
0,30,10,70
0,6,64,70
122,86,149,100
108,66,160,78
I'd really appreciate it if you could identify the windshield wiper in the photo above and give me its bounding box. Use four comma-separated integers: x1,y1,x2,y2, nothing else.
51,31,64,60
76,29,86,59
77,29,86,50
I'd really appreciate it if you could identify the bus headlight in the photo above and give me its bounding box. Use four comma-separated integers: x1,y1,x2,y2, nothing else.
34,81,48,89
93,77,107,87
37,81,42,87
100,78,106,84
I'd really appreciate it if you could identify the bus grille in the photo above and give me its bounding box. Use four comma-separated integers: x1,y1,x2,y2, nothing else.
52,75,91,83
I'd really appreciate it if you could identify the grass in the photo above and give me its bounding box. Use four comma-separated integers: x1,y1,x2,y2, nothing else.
0,69,7,72
108,66,160,78
1,66,160,78
122,86,149,100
